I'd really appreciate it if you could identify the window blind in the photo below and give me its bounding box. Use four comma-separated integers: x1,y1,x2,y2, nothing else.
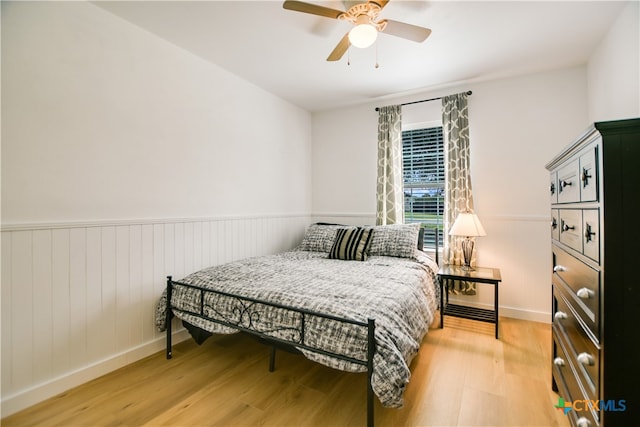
402,126,444,249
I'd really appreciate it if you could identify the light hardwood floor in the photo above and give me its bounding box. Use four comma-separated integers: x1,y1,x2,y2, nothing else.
3,316,570,426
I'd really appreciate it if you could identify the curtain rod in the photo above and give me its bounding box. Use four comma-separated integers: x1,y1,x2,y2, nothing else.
374,90,472,111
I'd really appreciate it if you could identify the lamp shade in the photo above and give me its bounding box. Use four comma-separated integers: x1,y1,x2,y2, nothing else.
449,212,486,237
348,24,377,48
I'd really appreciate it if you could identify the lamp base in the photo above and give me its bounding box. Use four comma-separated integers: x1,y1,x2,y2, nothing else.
461,237,475,271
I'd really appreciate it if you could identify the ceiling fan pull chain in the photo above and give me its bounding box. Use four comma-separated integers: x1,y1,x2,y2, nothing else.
375,39,380,68
347,48,351,66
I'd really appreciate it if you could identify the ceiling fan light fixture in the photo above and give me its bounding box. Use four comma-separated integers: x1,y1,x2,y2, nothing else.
348,24,377,48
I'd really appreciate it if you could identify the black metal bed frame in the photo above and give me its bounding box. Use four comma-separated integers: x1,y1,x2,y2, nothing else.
164,225,440,427
165,277,376,427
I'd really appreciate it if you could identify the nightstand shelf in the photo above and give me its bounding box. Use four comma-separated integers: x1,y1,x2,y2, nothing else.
442,303,495,323
438,265,502,338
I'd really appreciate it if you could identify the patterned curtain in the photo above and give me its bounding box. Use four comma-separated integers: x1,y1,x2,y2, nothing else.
376,105,404,225
442,92,476,294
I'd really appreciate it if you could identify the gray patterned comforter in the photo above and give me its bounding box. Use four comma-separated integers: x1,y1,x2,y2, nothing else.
155,250,439,408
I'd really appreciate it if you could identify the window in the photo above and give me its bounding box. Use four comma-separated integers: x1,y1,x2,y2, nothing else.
402,126,444,250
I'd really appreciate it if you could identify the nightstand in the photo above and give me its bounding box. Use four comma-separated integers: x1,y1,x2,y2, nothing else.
438,265,502,339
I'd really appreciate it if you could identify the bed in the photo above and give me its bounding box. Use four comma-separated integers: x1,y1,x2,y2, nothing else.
155,222,440,426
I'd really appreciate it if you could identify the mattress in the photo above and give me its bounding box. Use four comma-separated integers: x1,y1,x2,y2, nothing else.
156,247,439,408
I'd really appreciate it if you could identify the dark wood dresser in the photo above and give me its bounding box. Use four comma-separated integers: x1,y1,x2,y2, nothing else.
546,118,640,426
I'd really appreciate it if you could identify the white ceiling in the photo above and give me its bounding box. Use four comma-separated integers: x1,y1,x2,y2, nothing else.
94,0,628,112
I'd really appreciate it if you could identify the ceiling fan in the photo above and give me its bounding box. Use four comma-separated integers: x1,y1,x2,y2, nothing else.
283,0,432,61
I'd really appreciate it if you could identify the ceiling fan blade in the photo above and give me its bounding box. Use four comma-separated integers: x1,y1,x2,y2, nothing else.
371,0,390,10
283,1,344,19
382,19,432,42
327,33,351,61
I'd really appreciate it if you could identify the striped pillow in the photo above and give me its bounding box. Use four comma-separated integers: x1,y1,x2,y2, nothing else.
329,227,373,261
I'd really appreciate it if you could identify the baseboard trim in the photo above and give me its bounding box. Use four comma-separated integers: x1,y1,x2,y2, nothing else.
1,329,191,418
500,306,550,324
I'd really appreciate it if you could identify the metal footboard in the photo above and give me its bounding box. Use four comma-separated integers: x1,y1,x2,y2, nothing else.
165,276,376,427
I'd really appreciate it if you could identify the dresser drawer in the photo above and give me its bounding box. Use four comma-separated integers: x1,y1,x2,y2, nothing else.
552,330,599,427
559,209,583,253
579,146,598,202
582,209,600,263
553,289,599,401
551,209,560,241
552,331,580,400
557,159,580,203
553,246,600,337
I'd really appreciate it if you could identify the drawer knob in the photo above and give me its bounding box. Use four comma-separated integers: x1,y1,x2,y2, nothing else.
551,218,558,230
550,182,556,195
581,168,593,188
577,352,595,366
553,265,566,273
561,220,575,232
553,357,566,367
584,223,596,242
577,287,595,299
577,417,592,427
559,180,571,193
554,311,568,321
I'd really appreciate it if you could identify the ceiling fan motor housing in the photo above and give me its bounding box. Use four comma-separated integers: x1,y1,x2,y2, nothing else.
339,2,386,31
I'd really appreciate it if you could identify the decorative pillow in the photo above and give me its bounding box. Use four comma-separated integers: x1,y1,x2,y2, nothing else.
369,223,421,258
297,223,344,253
329,227,373,261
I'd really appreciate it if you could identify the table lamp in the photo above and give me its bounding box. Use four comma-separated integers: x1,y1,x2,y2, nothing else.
449,211,486,271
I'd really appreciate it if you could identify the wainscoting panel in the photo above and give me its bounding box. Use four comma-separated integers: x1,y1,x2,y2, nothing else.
1,214,310,416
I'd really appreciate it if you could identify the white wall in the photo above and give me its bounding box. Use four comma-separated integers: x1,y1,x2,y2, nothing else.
587,1,640,122
312,67,590,322
2,1,312,224
1,1,312,415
